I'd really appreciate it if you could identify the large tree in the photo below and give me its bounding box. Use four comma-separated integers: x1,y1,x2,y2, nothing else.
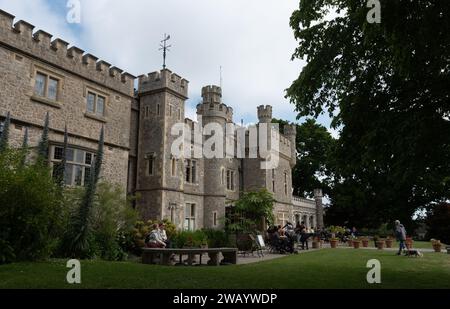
287,0,450,228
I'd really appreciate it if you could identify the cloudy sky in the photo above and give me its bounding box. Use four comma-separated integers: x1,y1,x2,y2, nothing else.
0,0,335,134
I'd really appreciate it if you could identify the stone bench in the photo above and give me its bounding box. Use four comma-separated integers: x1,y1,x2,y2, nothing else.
141,247,238,266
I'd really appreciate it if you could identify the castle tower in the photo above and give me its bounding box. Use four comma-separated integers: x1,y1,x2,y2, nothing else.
136,69,189,227
257,105,272,123
314,189,324,228
197,85,233,229
284,124,297,168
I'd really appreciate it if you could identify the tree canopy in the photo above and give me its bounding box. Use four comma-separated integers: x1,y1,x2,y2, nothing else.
287,0,450,228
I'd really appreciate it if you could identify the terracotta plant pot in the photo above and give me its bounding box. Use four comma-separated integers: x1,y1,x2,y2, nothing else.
406,240,413,249
433,244,442,253
312,241,320,249
348,240,354,247
362,240,369,247
330,240,338,248
376,241,385,250
353,241,361,249
385,239,393,248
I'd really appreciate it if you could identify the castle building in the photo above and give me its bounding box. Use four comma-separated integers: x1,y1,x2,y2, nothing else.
0,10,323,231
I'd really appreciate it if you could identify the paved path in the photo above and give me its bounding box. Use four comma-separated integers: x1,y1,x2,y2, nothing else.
237,248,320,265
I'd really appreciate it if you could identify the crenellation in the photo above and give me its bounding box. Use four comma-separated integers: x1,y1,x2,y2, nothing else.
0,10,134,96
51,38,69,55
33,30,52,45
13,20,34,37
121,72,136,83
82,53,98,68
0,9,14,28
138,69,189,98
96,60,111,72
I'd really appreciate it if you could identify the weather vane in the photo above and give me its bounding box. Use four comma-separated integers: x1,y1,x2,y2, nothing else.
159,34,171,69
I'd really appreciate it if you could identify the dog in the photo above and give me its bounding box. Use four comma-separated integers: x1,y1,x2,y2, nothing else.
403,249,423,257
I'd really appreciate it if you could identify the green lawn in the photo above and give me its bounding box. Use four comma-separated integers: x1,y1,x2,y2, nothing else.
1,249,449,289
338,240,445,249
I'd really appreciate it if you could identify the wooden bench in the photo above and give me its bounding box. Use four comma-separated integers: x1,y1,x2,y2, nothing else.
141,248,238,266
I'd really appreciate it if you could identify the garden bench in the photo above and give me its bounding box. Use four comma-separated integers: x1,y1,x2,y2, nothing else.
141,247,238,266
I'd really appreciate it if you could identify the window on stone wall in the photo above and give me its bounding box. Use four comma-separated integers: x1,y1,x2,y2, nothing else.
213,212,218,227
34,72,60,101
284,171,288,195
277,212,288,227
221,168,225,185
86,91,106,117
50,145,94,187
178,109,182,121
226,170,235,191
272,169,276,192
157,104,161,116
145,106,150,118
147,153,156,176
185,159,197,183
171,157,176,177
184,203,196,231
169,105,173,117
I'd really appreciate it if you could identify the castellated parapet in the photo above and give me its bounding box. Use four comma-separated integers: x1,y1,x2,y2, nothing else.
257,105,273,123
0,10,135,96
138,69,189,98
196,85,233,123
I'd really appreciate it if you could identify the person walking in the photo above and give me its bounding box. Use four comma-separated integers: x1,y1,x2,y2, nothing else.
394,220,407,255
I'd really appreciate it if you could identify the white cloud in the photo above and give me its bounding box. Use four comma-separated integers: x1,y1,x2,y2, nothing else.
76,0,305,123
0,0,78,45
1,0,339,137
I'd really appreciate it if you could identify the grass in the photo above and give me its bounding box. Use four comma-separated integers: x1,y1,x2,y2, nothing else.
341,240,445,249
0,249,449,289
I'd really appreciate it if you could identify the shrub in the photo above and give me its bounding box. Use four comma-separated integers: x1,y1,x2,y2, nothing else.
172,230,208,248
202,229,231,248
0,149,63,264
61,182,138,260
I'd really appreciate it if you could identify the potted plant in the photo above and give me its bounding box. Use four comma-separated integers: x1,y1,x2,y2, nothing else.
361,237,369,248
405,237,413,249
373,235,380,248
446,246,450,254
330,238,339,248
385,236,394,248
353,239,361,249
348,238,354,247
431,239,442,253
312,237,320,249
376,239,386,250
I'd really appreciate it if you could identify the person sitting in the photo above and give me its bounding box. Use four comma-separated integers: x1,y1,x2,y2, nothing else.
277,225,285,237
158,223,171,248
145,224,166,248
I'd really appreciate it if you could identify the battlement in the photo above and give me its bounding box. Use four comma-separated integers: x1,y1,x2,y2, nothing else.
257,105,273,123
138,69,189,98
201,85,222,103
196,85,233,122
283,124,297,138
0,10,135,96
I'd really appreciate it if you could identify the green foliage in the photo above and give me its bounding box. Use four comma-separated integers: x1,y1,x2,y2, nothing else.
0,148,63,264
0,112,10,153
172,230,208,249
288,0,450,227
202,229,231,248
37,113,49,161
425,203,450,245
61,127,104,258
228,189,275,234
53,126,67,189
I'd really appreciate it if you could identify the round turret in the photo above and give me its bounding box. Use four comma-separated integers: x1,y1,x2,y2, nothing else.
197,85,233,123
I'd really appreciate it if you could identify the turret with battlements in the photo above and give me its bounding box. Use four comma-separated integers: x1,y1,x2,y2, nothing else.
257,105,273,123
138,69,189,99
196,85,233,123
